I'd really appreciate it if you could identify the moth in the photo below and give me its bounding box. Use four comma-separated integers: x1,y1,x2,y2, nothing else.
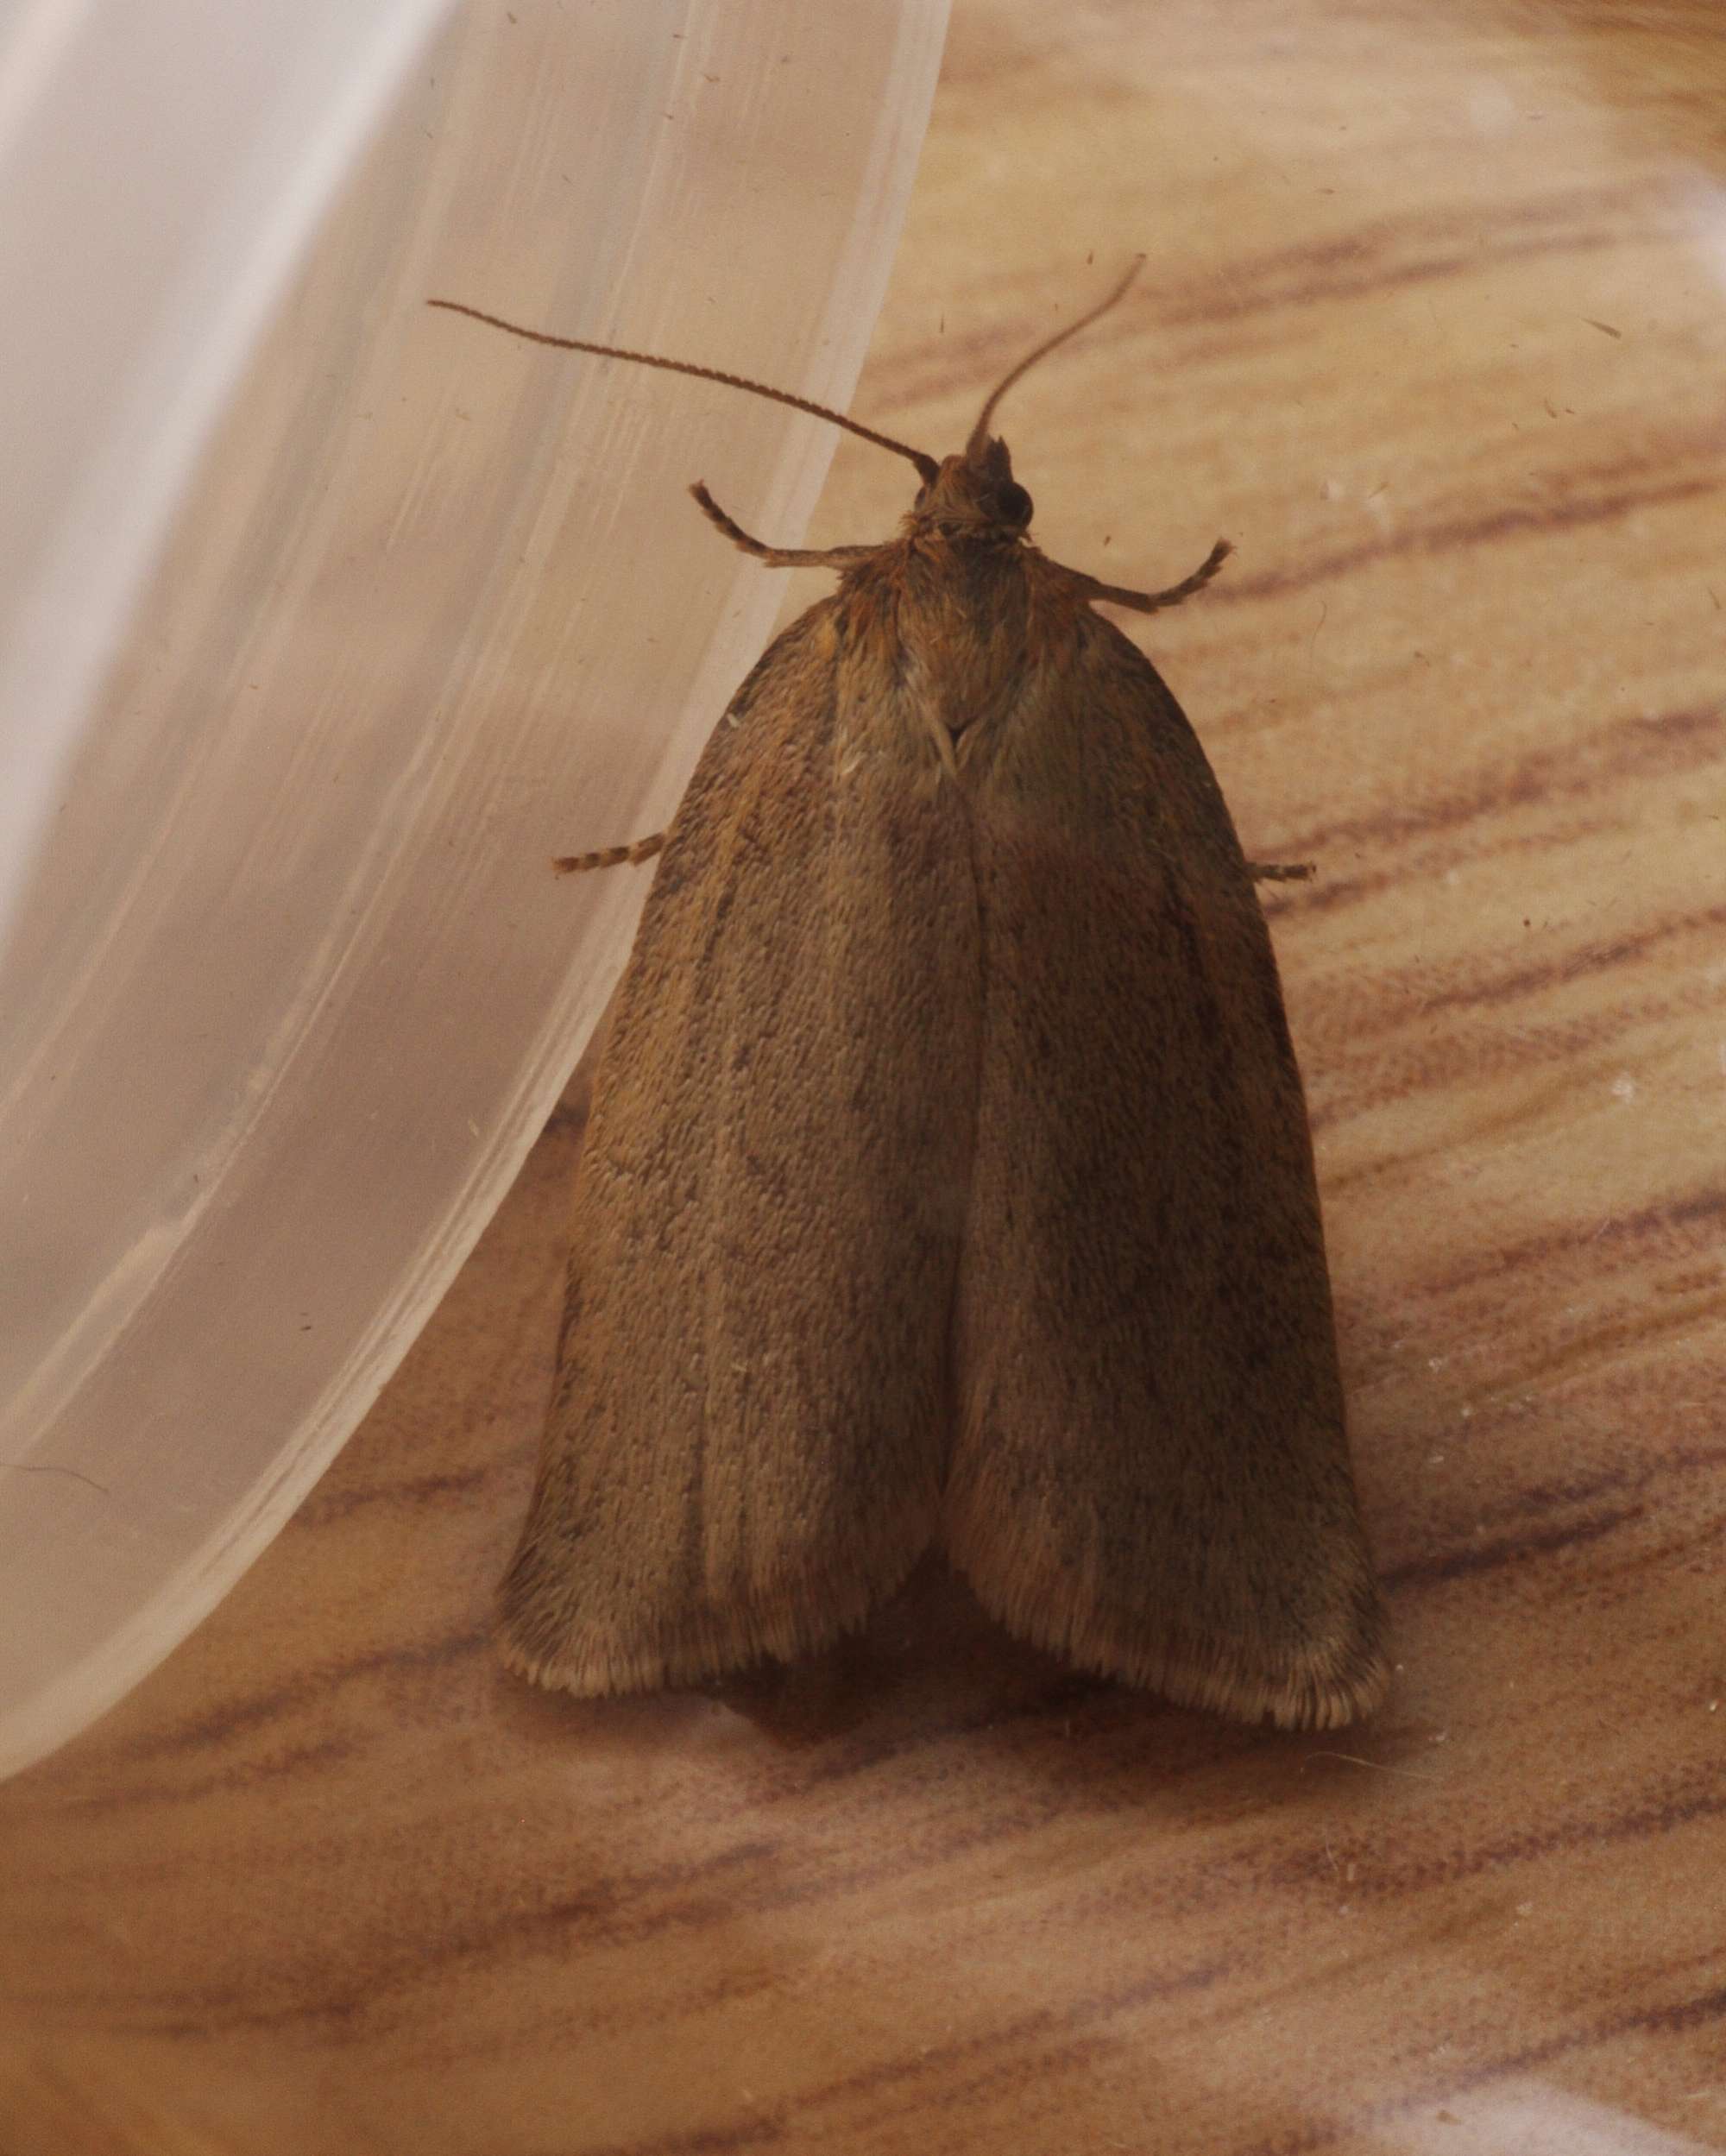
432,264,1389,1730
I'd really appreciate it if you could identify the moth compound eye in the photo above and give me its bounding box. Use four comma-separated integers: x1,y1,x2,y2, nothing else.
996,481,1033,526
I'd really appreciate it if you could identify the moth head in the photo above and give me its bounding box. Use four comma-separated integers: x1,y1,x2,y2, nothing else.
910,259,1143,540
912,439,1035,537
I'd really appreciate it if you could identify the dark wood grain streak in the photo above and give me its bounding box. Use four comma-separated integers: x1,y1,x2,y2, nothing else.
875,180,1688,404
1255,700,1723,890
1214,466,1725,606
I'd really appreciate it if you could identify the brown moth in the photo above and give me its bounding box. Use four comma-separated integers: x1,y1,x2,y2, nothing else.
431,265,1389,1730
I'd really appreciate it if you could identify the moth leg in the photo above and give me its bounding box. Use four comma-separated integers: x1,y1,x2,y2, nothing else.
553,833,666,876
690,483,879,571
1069,537,1233,616
1248,861,1315,884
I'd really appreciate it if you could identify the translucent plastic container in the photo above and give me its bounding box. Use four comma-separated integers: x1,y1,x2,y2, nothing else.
0,0,948,1778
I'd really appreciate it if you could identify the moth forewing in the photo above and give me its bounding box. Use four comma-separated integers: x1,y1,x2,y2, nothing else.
497,603,977,1695
944,608,1387,1730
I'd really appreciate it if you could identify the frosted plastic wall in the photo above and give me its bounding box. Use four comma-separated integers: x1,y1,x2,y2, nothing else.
0,0,948,1777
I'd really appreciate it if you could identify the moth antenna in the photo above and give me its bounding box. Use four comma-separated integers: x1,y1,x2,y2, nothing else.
966,255,1147,457
428,299,940,484
1249,861,1317,884
554,834,666,876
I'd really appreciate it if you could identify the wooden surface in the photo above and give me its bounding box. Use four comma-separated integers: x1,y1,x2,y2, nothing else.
5,1,1726,2149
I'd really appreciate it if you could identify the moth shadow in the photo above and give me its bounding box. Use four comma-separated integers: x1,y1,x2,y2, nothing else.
699,1554,1339,1804
489,1554,1420,1819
